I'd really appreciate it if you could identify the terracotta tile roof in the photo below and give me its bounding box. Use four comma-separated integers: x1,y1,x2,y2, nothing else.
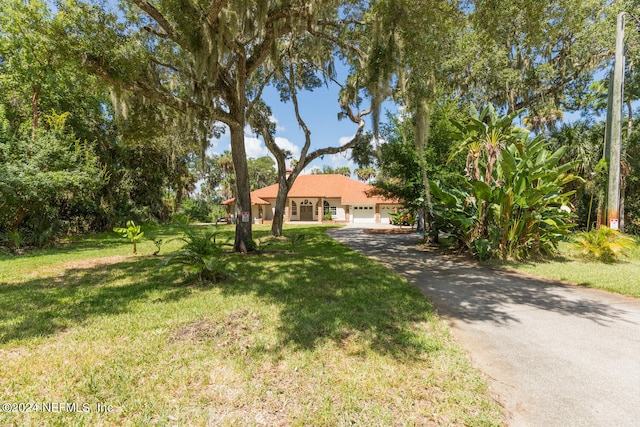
231,174,399,205
221,194,271,205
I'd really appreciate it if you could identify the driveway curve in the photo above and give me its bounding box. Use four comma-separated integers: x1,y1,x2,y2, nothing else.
329,226,640,427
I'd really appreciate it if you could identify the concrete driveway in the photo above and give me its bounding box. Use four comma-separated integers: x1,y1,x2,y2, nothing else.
329,226,640,427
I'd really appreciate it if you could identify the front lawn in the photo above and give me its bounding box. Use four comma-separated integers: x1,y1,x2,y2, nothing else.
0,224,503,426
495,240,640,298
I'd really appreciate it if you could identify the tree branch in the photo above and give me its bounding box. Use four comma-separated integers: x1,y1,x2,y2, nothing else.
306,21,366,60
245,6,294,75
246,69,277,119
286,59,313,165
142,25,171,40
207,0,228,25
149,56,180,73
132,0,178,42
302,106,371,168
82,53,240,127
273,47,372,173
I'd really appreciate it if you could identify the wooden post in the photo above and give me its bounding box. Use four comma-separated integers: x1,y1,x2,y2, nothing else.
607,12,625,230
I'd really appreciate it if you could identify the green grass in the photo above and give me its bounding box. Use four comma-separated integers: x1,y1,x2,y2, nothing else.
0,224,503,426
494,240,640,298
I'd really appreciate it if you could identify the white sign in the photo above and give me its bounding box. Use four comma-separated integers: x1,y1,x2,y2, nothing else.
609,218,619,230
241,211,250,223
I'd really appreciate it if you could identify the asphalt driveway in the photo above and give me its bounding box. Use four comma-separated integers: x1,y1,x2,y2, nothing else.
329,226,640,426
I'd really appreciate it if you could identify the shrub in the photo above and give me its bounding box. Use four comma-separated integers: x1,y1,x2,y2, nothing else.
286,233,306,252
177,198,212,222
163,227,235,283
171,212,192,225
573,226,636,263
0,110,105,249
389,210,415,226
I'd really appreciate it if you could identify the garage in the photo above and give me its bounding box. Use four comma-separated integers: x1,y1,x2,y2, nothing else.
351,205,376,223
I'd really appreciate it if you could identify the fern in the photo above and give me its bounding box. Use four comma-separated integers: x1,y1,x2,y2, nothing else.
162,227,235,283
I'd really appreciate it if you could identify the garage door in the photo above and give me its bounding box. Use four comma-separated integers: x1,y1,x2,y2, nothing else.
379,206,398,223
351,205,376,223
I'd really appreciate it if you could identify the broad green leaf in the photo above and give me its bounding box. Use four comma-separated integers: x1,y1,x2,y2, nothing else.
471,180,492,201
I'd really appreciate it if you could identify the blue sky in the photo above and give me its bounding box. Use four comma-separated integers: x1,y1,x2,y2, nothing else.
207,70,390,175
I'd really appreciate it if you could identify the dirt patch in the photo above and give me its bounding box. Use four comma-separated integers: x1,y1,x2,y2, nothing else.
363,228,415,235
61,255,133,271
170,309,262,347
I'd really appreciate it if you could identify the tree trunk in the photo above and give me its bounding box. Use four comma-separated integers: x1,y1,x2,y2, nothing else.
271,166,301,237
270,178,290,237
620,172,626,232
229,122,253,253
620,100,634,232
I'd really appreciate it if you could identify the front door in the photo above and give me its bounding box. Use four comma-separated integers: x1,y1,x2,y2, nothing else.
300,205,313,221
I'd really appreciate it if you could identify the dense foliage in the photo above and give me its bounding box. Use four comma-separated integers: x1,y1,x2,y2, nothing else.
0,0,223,250
432,131,579,260
2,0,640,253
0,109,105,248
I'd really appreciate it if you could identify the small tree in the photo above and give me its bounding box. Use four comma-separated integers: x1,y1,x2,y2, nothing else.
113,220,144,254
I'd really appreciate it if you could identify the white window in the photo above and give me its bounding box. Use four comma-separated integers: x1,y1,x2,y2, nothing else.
323,201,336,216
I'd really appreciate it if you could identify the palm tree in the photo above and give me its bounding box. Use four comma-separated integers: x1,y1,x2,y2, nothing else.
355,167,377,182
449,104,526,185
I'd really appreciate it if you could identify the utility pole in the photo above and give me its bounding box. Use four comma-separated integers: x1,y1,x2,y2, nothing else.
606,12,625,230
600,70,614,227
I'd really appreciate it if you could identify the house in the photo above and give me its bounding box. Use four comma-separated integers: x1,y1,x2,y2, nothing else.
222,174,402,224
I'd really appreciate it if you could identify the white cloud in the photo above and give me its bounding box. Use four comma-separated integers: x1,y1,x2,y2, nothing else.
270,115,286,132
244,136,270,158
371,136,386,146
329,152,355,170
275,137,301,160
339,135,355,146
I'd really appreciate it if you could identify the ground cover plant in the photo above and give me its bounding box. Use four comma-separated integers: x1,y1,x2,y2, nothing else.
572,226,636,263
495,238,640,298
0,224,503,426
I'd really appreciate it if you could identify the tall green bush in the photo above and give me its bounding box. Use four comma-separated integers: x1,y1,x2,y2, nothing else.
0,109,105,248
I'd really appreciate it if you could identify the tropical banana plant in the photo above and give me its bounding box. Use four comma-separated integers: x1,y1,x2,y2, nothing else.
432,129,580,260
449,103,528,185
113,220,144,254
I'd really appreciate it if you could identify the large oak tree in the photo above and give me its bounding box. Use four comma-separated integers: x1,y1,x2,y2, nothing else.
61,0,353,252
